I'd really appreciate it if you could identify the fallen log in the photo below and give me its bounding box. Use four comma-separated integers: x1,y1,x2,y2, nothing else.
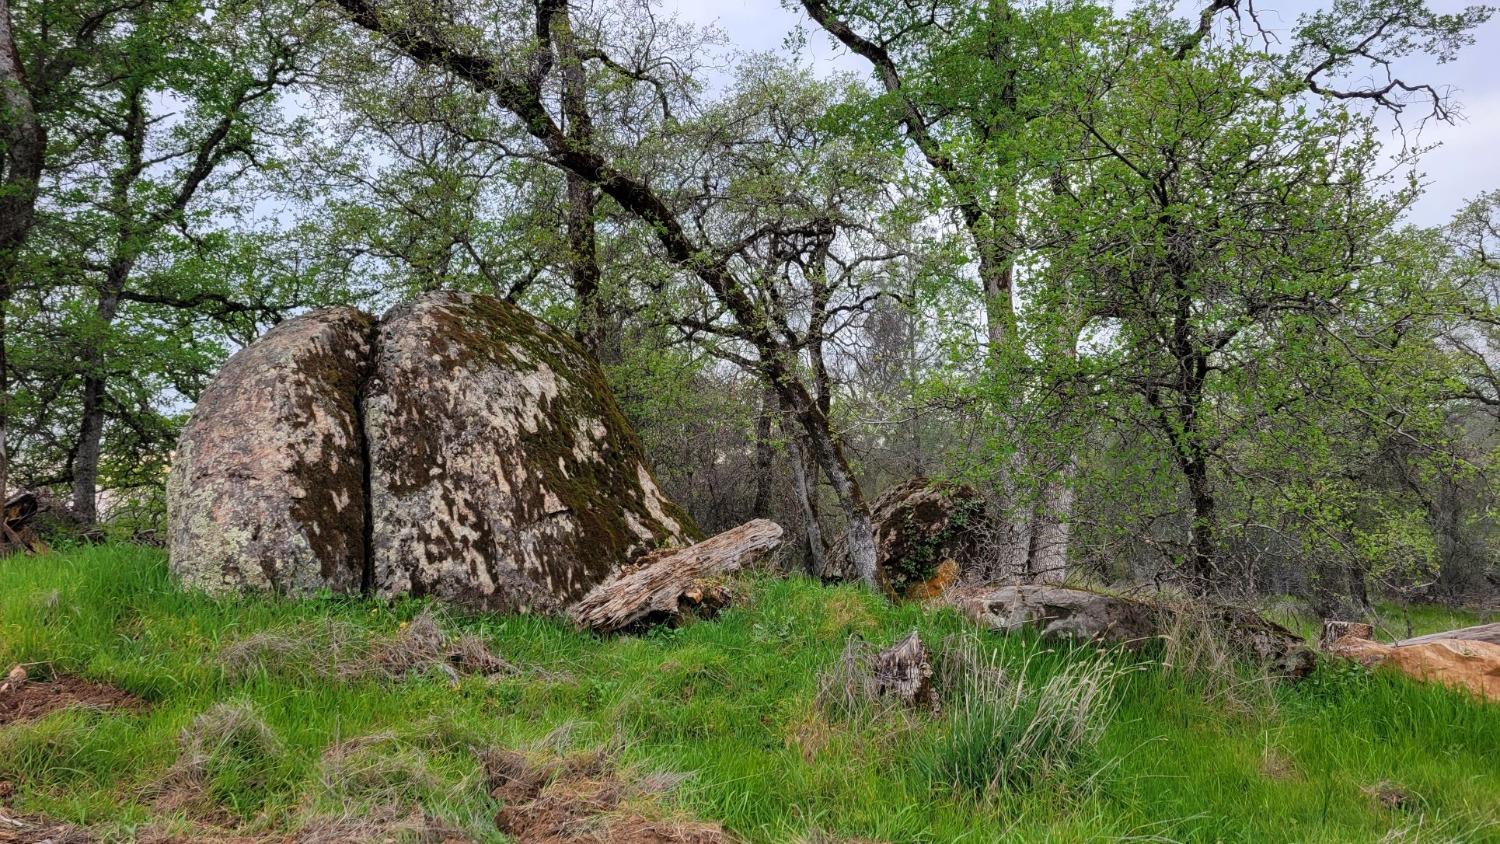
1395,622,1500,648
949,584,1315,679
568,519,784,633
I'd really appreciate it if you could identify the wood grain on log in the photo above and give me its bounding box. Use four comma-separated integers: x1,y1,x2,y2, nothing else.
1395,623,1500,648
568,519,783,633
873,631,937,711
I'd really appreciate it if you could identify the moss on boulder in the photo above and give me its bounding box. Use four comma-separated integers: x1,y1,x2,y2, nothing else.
167,306,374,595
365,291,697,613
167,291,698,612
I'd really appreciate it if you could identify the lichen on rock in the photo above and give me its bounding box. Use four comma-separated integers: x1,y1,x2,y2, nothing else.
364,291,697,613
168,306,374,596
167,290,698,614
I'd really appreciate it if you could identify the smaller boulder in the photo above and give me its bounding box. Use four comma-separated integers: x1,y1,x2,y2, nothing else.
951,584,1160,646
828,478,984,598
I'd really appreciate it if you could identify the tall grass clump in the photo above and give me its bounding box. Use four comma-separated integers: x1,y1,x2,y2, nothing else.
1158,606,1278,716
920,634,1124,795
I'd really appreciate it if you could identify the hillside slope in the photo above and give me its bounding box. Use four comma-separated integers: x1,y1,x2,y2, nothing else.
0,545,1496,843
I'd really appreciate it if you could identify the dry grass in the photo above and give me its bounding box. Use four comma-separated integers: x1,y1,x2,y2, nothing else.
1158,607,1278,716
173,702,284,787
217,611,516,688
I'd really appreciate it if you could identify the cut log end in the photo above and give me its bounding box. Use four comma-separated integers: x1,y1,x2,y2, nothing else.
568,519,784,634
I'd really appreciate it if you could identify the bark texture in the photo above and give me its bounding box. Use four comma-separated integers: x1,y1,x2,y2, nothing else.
873,630,938,711
568,519,783,633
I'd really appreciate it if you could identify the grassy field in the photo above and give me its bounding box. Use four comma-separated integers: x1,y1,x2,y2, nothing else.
0,544,1496,843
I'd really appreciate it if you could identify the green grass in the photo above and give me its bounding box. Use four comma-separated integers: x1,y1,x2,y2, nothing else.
1264,594,1498,645
1,544,1497,843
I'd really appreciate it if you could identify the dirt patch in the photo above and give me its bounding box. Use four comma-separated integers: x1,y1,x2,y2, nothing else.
0,668,143,727
482,747,730,844
0,809,477,843
0,815,83,843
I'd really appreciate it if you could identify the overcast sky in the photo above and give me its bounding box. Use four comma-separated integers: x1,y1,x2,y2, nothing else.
662,0,1500,227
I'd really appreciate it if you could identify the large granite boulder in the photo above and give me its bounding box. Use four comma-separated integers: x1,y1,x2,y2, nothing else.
168,307,374,595
365,292,695,612
168,291,697,612
1325,629,1500,701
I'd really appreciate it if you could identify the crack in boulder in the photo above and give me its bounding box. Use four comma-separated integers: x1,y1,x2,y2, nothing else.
168,291,699,613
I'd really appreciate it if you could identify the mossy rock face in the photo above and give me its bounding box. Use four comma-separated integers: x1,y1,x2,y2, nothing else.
167,306,374,596
828,477,984,598
364,291,697,613
167,291,698,613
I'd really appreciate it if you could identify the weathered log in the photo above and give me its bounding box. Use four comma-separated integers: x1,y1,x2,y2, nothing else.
949,584,1315,679
873,631,937,711
1395,622,1500,648
568,519,783,633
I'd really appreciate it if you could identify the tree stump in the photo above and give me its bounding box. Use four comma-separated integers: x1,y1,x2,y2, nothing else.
872,630,937,711
1,492,45,555
1320,619,1375,649
568,520,783,633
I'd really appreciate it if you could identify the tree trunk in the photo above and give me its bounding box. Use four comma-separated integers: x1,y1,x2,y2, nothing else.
551,5,604,358
71,374,107,522
772,372,873,587
752,383,775,518
1027,459,1074,584
786,428,826,577
0,301,9,502
71,288,123,523
1184,457,1216,589
0,0,46,503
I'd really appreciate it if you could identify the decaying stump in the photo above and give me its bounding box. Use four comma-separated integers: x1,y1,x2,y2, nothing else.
568,519,783,633
1,492,46,555
827,477,984,598
873,631,937,711
1321,620,1374,649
